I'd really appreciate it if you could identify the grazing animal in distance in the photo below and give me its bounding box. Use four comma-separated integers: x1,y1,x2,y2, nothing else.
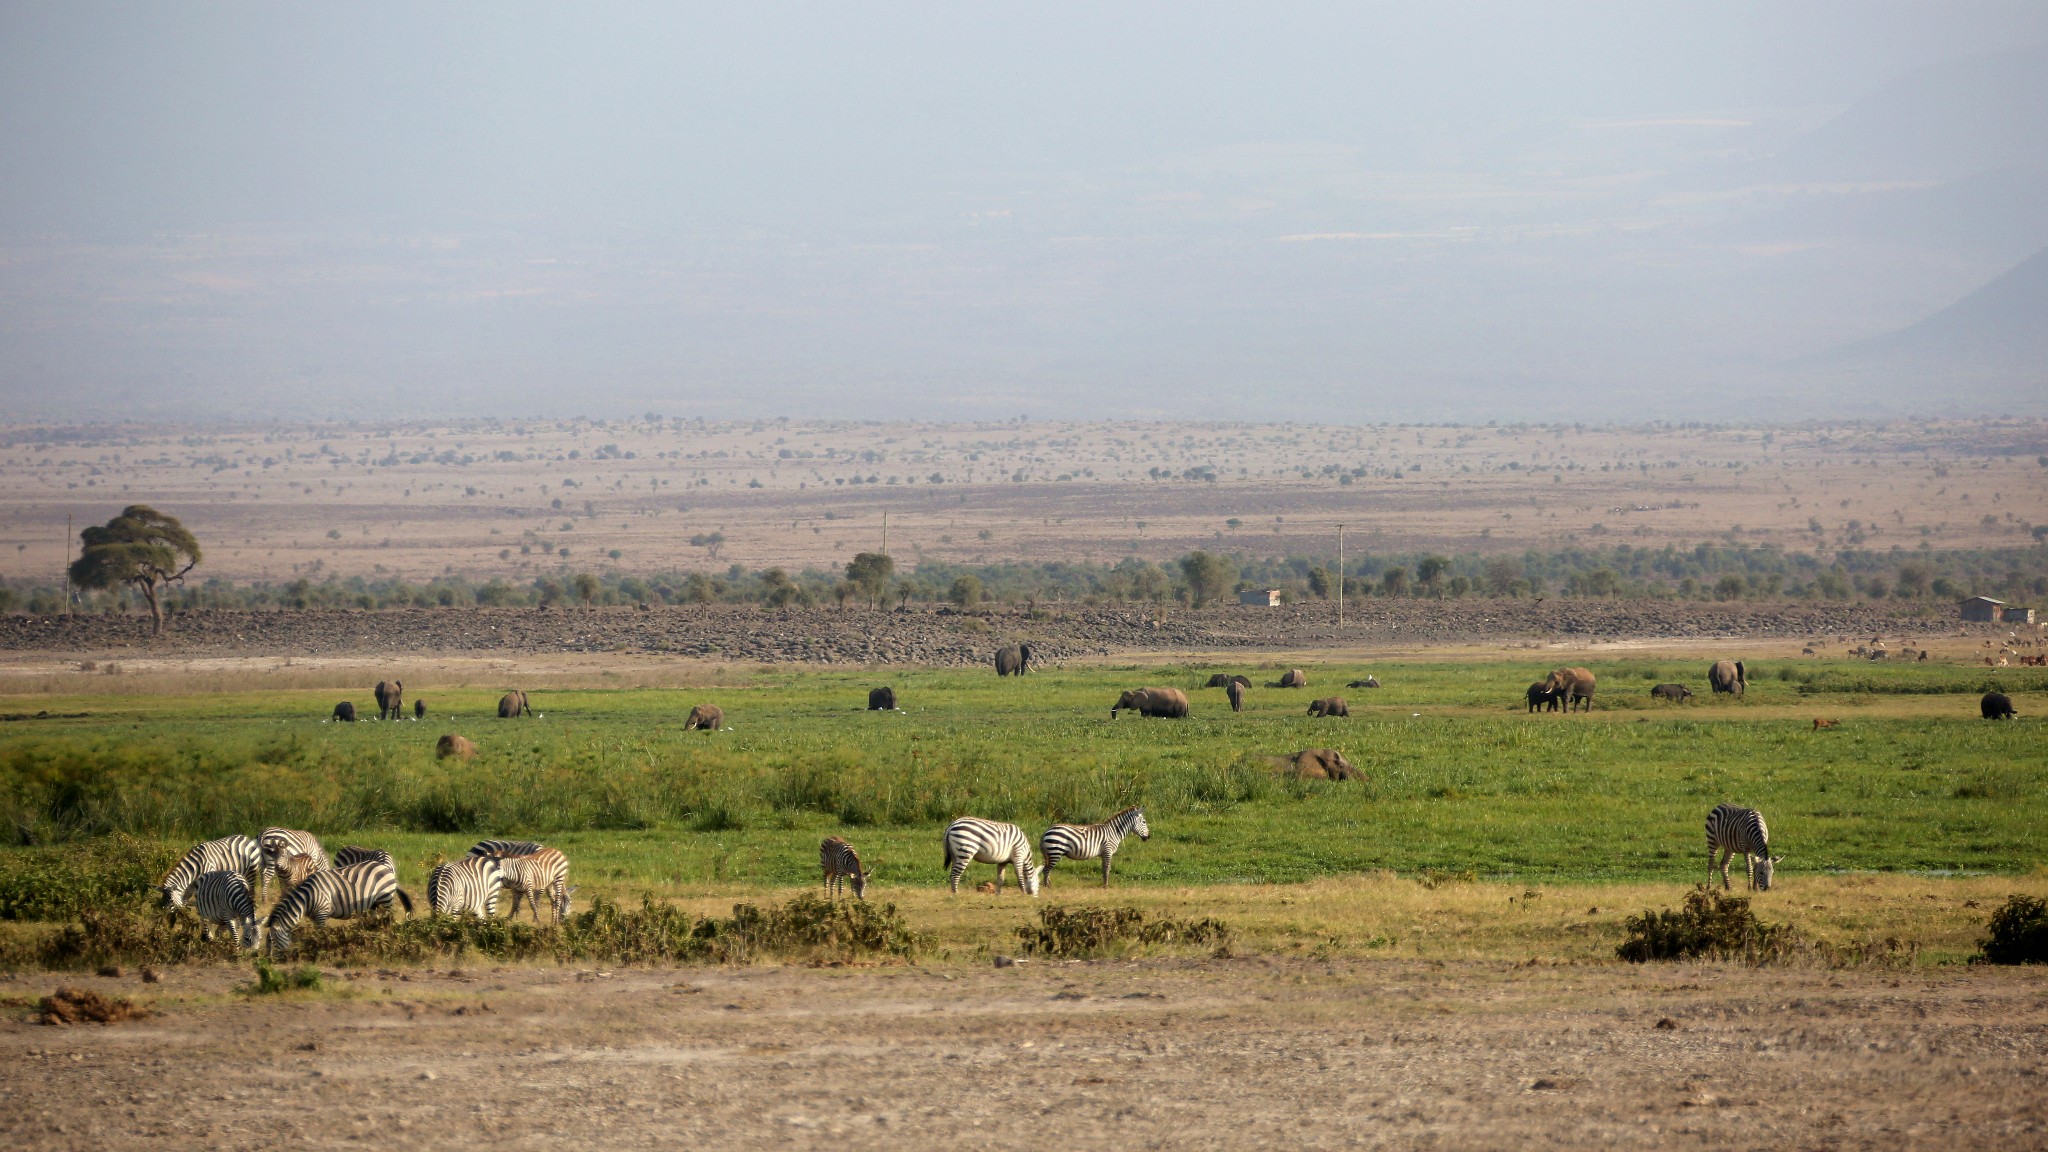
943,818,1040,896
333,846,394,872
1111,687,1190,718
427,856,503,919
1705,803,1779,891
414,699,426,721
995,643,1035,676
1307,696,1349,717
683,703,723,731
1708,660,1746,697
265,860,412,954
1039,807,1149,888
332,701,357,722
868,687,897,711
436,733,477,759
1545,667,1596,713
468,839,546,858
1272,669,1308,689
191,871,259,949
1981,692,2017,720
495,848,574,922
1226,680,1246,713
160,835,261,910
820,836,872,901
1650,684,1693,703
1347,676,1380,689
1526,682,1561,713
374,679,404,721
1812,718,1840,731
258,827,326,904
1271,748,1361,781
497,690,532,718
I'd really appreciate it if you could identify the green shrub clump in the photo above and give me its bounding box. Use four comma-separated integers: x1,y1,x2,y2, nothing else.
0,836,178,922
1016,905,1231,959
1974,895,2048,965
248,960,323,994
1617,886,1796,963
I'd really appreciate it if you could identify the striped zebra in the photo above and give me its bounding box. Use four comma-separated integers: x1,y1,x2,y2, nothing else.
428,856,504,918
468,839,546,859
497,849,574,922
264,861,412,954
160,835,261,909
820,836,872,901
1039,806,1150,889
333,845,394,871
1706,803,1782,891
943,818,1039,896
274,852,325,898
192,871,259,949
259,828,327,904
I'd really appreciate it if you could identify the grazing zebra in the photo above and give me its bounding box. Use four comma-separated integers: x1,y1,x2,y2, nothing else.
192,871,259,949
428,856,504,918
333,845,394,871
943,818,1039,896
820,836,872,901
496,849,574,922
1705,803,1782,891
259,828,327,904
160,835,261,909
1039,807,1150,889
467,839,546,859
264,861,412,954
274,852,325,898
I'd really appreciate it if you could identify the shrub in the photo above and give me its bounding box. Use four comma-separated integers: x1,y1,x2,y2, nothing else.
1016,905,1231,959
247,960,323,994
0,836,178,922
1616,886,1796,963
15,906,244,970
1974,895,2048,965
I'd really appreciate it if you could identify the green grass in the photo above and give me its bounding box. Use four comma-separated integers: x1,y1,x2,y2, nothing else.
1,659,2042,897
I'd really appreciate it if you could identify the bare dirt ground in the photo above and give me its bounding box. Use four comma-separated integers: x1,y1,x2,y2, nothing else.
3,957,2044,1150
3,417,2044,584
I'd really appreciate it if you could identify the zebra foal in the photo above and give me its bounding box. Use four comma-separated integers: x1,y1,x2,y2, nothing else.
944,818,1039,896
820,836,872,901
264,861,412,954
1039,806,1149,888
1705,803,1782,891
496,849,574,922
259,828,327,904
160,835,261,909
192,871,259,949
428,856,504,918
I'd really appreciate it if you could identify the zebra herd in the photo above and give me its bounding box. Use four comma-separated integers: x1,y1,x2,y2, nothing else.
818,808,1154,900
158,828,576,955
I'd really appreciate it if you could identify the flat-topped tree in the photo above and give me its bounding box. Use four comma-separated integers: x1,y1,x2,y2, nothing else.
68,505,201,635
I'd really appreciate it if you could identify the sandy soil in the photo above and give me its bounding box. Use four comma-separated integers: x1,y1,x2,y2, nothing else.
3,958,2043,1150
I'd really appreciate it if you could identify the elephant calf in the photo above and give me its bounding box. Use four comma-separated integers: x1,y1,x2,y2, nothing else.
436,733,476,759
1525,683,1560,713
868,687,897,711
1981,692,2017,720
1307,697,1349,717
1650,683,1694,703
1347,677,1380,689
497,691,533,719
1270,749,1361,781
332,701,357,722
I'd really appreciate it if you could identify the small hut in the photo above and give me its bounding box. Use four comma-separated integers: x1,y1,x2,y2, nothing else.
1960,596,2005,623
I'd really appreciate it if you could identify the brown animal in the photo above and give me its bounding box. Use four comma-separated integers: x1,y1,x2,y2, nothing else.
436,733,477,759
1545,667,1596,712
1272,669,1308,689
868,686,897,710
1226,680,1246,713
1111,688,1189,718
976,881,998,894
1307,697,1349,717
1812,718,1839,731
497,690,532,718
373,679,404,721
683,704,724,731
1270,748,1362,781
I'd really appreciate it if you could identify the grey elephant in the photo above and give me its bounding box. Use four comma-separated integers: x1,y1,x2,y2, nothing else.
1111,688,1189,718
1526,682,1560,713
1708,660,1746,696
684,703,724,730
869,687,897,711
332,701,357,722
1651,683,1694,703
1545,667,1596,713
1307,697,1349,717
374,679,404,721
995,644,1035,677
1271,669,1308,689
498,690,533,718
1226,680,1246,713
1270,749,1361,781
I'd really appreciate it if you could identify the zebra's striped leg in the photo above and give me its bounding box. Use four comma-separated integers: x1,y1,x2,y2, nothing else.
995,863,1006,895
1101,853,1113,888
949,862,966,894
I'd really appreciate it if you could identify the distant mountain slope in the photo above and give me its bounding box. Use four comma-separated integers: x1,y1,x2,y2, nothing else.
1845,246,2048,359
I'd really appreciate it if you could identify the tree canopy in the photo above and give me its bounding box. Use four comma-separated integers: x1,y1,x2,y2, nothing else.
846,551,894,608
68,505,202,634
1178,550,1236,608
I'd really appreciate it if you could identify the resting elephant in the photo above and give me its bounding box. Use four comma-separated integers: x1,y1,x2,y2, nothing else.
1226,680,1246,713
1347,677,1380,689
684,704,724,730
1271,669,1308,689
1981,692,2017,720
1545,667,1596,713
436,733,476,759
332,701,357,722
994,644,1034,677
1307,697,1349,718
1526,682,1560,713
1111,688,1189,719
868,687,897,711
497,691,533,719
1708,660,1746,697
374,679,404,721
1270,749,1362,781
1651,683,1694,703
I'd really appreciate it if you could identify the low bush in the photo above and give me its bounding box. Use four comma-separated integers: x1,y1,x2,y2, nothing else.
13,906,244,970
0,836,179,922
1974,895,2048,965
247,959,323,994
1016,905,1231,959
1616,886,1796,963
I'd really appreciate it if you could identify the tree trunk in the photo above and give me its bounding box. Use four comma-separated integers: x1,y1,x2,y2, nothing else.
137,579,163,635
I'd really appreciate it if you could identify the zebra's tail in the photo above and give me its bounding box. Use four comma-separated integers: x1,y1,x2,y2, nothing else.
394,888,415,916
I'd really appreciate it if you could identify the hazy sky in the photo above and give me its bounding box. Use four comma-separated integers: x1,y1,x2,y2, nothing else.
3,3,2045,422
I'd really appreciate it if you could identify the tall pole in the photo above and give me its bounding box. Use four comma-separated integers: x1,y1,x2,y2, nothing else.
1337,523,1344,630
881,510,888,555
64,513,73,616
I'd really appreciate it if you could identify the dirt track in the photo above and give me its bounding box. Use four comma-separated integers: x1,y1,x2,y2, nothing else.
3,958,2043,1150
0,599,1947,665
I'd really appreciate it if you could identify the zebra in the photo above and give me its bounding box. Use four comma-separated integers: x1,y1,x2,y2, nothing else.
259,828,327,905
820,836,872,901
496,849,574,922
1706,803,1782,891
264,861,412,954
333,845,394,871
274,852,325,898
428,856,504,918
192,871,259,949
160,835,261,909
467,839,546,859
1039,806,1150,889
943,817,1039,896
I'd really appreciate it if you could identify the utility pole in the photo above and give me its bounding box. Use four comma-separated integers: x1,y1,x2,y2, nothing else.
881,511,888,555
64,513,73,616
1337,523,1345,630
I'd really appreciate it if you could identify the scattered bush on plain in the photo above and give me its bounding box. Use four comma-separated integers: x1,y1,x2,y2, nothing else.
1016,905,1231,960
1616,886,1796,963
1974,895,2048,965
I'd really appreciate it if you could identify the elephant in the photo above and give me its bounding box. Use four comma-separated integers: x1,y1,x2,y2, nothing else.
994,644,1035,677
1111,688,1190,719
1271,669,1308,689
1708,660,1747,697
332,701,357,722
1545,667,1596,713
1307,697,1350,717
1270,748,1362,781
414,699,426,721
1651,683,1694,703
1526,682,1560,713
497,691,532,719
1206,673,1252,689
1226,680,1247,713
373,679,404,721
684,704,724,731
1981,692,2017,720
436,733,476,759
869,687,898,711
1347,677,1380,689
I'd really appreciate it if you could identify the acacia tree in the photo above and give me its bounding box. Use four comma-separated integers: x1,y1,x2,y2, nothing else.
1178,550,1236,608
68,505,202,635
846,551,894,609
